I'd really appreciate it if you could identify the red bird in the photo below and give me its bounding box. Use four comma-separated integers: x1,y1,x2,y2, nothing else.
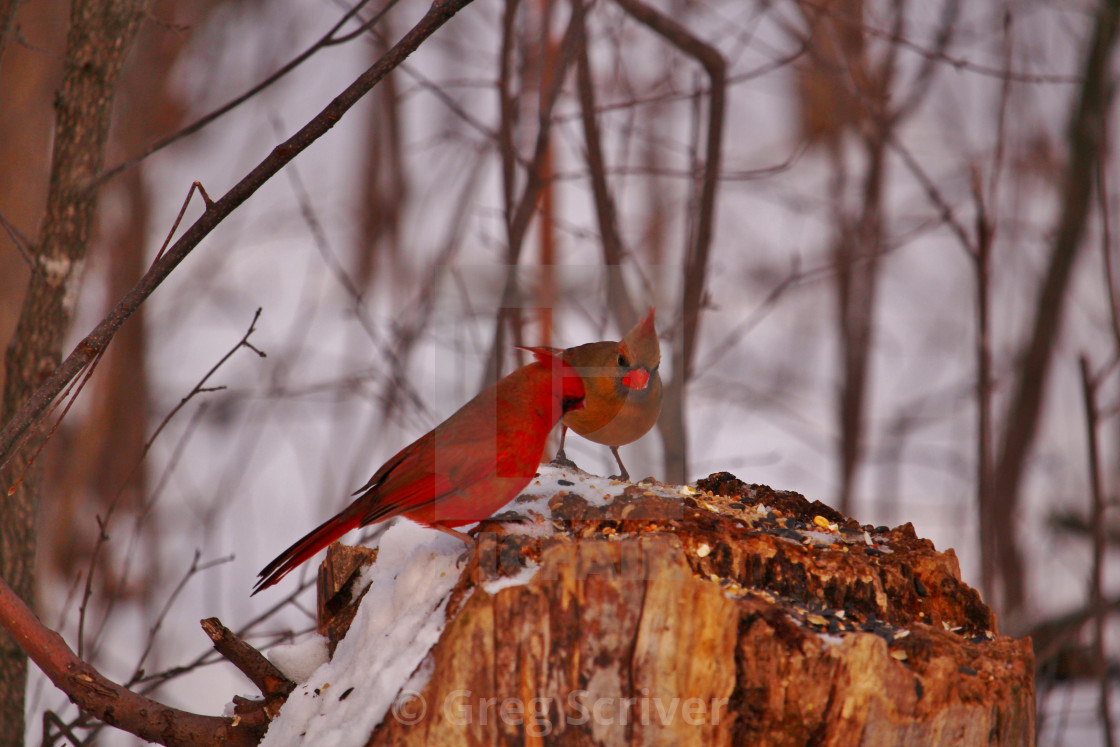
252,349,585,594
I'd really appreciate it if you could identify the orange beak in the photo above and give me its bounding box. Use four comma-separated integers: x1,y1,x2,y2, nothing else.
622,368,650,391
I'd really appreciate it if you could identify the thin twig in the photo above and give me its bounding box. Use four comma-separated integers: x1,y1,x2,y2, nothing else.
76,310,264,660
147,309,265,457
134,576,314,691
573,0,637,329
5,346,106,499
91,0,390,188
482,10,583,386
125,552,235,689
0,0,478,467
152,182,212,265
1080,355,1115,747
200,617,295,699
0,208,37,272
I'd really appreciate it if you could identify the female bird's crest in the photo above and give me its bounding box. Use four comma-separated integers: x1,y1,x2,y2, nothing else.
618,308,659,390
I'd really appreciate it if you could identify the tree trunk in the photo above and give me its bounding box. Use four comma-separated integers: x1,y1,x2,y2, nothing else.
0,0,147,740
314,472,1035,745
989,0,1119,625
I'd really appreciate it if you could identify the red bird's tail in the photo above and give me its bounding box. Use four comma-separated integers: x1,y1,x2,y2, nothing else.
252,508,363,595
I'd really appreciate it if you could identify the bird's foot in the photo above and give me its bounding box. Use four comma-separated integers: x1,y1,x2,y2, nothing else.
458,532,507,583
550,453,579,471
429,523,476,567
454,540,478,569
608,448,630,484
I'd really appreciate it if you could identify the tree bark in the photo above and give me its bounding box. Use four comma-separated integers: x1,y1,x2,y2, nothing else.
0,0,21,61
0,0,147,740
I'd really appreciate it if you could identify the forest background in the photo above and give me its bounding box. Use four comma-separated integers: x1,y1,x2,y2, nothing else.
0,0,1117,743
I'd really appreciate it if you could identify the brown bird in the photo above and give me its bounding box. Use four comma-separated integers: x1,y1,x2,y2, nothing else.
548,308,662,482
252,348,585,594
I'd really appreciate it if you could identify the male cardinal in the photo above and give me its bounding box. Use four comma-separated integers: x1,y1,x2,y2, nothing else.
252,348,585,594
547,308,662,482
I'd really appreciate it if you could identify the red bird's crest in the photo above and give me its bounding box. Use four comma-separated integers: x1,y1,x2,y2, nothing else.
519,346,586,414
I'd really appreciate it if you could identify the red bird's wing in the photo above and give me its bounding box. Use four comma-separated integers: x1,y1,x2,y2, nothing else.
254,361,566,594
352,428,497,527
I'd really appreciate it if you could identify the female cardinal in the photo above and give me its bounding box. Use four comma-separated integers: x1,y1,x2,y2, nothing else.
252,348,585,594
547,308,662,482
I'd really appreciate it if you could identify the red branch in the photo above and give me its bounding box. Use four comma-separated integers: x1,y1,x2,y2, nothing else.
0,575,261,746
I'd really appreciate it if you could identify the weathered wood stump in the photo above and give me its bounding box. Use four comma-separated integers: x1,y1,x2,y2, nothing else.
316,470,1035,746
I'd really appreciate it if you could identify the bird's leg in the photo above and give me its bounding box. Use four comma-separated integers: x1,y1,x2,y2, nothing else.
430,523,477,568
609,446,630,483
550,425,579,470
435,525,502,578
430,524,476,545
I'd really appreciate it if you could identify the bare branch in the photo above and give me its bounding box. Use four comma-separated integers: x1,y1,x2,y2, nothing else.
482,11,582,386
0,573,262,746
0,0,478,468
573,0,637,329
92,0,396,188
201,617,295,700
613,0,726,483
1079,355,1115,747
613,0,725,383
497,0,522,217
991,0,1120,618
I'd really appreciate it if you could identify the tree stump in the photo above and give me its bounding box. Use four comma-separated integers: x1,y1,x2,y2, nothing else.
312,470,1034,746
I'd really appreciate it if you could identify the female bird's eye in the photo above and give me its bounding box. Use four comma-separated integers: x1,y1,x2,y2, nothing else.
617,353,629,368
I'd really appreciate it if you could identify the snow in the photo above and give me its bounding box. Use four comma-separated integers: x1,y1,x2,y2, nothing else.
817,633,845,647
510,463,634,517
800,529,841,546
268,635,330,683
482,561,540,594
258,462,640,746
259,521,462,746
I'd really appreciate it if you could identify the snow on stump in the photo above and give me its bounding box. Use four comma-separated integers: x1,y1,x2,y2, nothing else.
268,466,1035,746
